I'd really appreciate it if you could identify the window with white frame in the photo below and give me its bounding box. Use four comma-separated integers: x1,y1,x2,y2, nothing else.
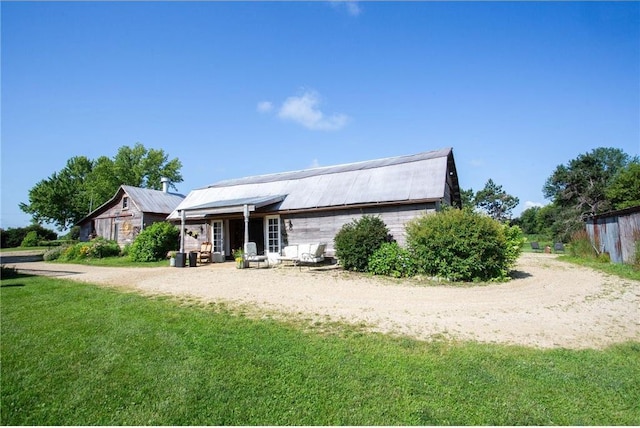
212,220,223,253
266,216,280,254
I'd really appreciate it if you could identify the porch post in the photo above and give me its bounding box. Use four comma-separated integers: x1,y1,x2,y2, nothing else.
180,209,186,253
243,204,249,247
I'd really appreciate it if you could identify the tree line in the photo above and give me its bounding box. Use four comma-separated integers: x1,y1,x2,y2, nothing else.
467,147,639,243
7,144,639,247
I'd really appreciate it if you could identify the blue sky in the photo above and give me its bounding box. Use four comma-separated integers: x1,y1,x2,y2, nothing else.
2,1,639,230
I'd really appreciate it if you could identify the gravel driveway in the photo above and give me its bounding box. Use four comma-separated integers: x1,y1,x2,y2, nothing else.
5,252,639,349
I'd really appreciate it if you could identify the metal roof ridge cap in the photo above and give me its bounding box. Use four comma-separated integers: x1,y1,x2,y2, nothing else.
203,147,452,188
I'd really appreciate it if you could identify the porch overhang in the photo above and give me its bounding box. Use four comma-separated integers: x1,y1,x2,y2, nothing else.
178,195,286,219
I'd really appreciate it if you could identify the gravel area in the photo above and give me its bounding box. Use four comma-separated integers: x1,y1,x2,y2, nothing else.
5,252,639,349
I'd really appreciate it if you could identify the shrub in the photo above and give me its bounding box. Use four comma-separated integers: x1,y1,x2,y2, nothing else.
406,208,518,282
334,215,391,272
568,229,598,259
20,231,40,247
129,222,179,262
2,225,57,249
57,238,120,261
43,246,69,261
503,224,526,267
368,242,417,278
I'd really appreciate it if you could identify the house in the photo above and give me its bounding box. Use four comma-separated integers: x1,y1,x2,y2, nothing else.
77,179,185,247
167,147,461,261
584,205,640,264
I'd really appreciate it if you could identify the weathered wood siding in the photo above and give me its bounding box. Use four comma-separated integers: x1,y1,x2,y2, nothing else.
79,193,144,247
585,206,640,264
280,203,438,257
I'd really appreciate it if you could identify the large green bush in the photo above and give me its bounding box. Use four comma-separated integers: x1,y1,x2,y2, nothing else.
334,215,390,272
129,222,179,262
368,242,417,278
406,208,522,282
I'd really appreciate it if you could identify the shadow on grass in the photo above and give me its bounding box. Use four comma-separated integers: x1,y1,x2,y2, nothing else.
0,282,26,288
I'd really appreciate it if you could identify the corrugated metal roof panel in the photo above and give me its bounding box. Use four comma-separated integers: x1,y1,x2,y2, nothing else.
169,148,455,219
122,186,185,213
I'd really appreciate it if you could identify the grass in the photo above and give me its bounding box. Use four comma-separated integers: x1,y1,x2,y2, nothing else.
0,246,49,253
559,255,640,281
2,274,639,425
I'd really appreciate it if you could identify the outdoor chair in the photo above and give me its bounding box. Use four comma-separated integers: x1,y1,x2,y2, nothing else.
244,242,268,268
554,242,565,253
278,245,299,266
295,243,326,270
530,241,541,252
197,242,213,264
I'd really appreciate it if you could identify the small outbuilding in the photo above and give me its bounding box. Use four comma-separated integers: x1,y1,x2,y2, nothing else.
167,147,461,261
584,205,640,264
77,181,185,247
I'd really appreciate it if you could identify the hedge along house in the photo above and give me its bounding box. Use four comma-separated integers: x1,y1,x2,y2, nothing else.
77,179,185,247
167,148,461,262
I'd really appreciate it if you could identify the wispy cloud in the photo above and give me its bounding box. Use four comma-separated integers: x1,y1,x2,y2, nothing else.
469,159,484,167
330,0,362,17
309,158,321,168
262,89,348,131
256,101,273,113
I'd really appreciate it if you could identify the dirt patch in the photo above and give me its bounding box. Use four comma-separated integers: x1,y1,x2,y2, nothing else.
6,253,639,349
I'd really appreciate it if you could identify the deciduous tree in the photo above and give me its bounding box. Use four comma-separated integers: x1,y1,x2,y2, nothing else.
20,143,183,230
606,161,640,210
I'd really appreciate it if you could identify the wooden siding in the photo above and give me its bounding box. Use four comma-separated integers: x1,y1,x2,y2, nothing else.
585,207,640,264
79,193,144,247
279,203,437,257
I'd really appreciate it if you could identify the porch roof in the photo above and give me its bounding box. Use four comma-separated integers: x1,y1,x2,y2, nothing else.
178,194,286,218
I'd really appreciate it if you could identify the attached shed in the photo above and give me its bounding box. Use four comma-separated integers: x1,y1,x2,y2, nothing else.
168,147,461,260
585,205,640,264
77,184,185,247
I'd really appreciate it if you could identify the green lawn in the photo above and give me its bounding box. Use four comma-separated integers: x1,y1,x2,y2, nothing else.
2,274,639,425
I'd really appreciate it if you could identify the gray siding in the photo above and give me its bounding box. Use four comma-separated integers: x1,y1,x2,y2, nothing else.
585,207,640,264
280,203,437,256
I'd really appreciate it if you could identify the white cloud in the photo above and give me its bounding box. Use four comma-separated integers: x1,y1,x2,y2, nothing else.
330,0,362,16
277,90,349,131
309,158,321,168
524,201,546,209
469,159,484,167
256,101,273,113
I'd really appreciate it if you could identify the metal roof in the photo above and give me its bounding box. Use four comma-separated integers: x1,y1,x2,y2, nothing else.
77,186,185,225
169,147,456,219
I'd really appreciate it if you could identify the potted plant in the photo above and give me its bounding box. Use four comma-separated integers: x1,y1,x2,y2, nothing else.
233,248,245,269
168,251,177,267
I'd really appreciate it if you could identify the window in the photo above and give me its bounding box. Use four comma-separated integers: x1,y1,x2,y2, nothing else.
122,197,129,209
266,216,281,254
212,220,223,253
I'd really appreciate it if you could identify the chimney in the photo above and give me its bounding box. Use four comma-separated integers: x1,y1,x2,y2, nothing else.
161,177,170,193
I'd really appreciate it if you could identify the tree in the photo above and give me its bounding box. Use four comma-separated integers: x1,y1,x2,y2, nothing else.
474,179,519,222
20,143,183,231
606,161,640,210
459,187,475,209
516,206,542,235
543,147,634,217
542,147,637,240
20,156,94,230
